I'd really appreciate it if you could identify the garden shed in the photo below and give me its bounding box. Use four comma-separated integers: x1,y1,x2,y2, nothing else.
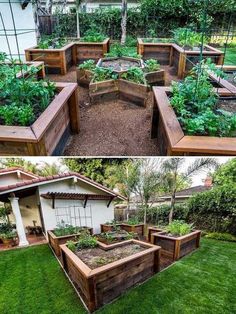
0,168,125,247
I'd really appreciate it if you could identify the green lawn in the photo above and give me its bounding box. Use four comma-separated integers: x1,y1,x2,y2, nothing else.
0,239,235,314
221,47,236,65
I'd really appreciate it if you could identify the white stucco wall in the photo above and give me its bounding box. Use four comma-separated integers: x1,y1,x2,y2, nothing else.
0,172,36,187
38,178,114,235
0,2,37,60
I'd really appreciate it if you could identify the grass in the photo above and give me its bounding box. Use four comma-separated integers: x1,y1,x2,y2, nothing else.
0,239,235,314
220,47,236,65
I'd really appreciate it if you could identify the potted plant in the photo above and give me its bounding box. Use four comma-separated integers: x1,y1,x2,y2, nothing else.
25,36,74,75
151,61,236,155
73,29,110,65
61,232,160,312
143,59,165,87
0,231,18,248
48,222,93,257
119,67,149,107
121,218,145,237
77,59,96,86
151,220,201,261
0,62,80,156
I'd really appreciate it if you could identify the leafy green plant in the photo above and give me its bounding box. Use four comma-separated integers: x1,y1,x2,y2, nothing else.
166,220,193,236
106,43,141,59
0,58,56,127
0,230,17,239
76,231,98,250
92,67,117,82
126,218,140,225
121,67,146,84
144,59,160,72
53,221,84,237
78,59,96,71
66,240,77,252
205,232,236,242
173,28,207,48
38,36,67,49
171,59,236,137
80,29,106,42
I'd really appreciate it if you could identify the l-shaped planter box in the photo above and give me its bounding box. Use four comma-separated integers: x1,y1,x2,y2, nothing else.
151,230,201,261
100,223,122,233
121,223,145,237
61,239,161,312
48,228,93,257
25,43,74,75
137,38,224,79
151,87,236,156
0,82,80,156
147,226,163,242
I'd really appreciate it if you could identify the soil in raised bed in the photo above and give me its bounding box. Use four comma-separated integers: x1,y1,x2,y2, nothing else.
100,59,140,72
217,99,236,114
226,72,236,86
75,243,145,269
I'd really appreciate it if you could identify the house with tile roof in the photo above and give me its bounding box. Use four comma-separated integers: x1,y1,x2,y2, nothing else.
0,167,125,247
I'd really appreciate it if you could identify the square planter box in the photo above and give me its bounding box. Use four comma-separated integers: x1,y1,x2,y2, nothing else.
151,230,201,261
151,87,236,155
76,68,94,87
61,239,161,312
25,43,74,75
145,69,166,87
121,223,145,237
208,65,236,95
100,223,122,233
48,227,93,257
89,79,119,104
118,79,149,107
137,38,173,65
73,38,110,65
171,44,224,79
147,226,163,242
0,82,80,156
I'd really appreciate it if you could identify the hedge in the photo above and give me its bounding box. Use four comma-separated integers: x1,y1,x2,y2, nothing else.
187,184,236,235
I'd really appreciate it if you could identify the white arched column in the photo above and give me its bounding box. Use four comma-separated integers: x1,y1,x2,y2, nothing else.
9,197,29,246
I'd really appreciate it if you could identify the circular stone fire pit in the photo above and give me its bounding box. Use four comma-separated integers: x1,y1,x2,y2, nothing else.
97,56,144,77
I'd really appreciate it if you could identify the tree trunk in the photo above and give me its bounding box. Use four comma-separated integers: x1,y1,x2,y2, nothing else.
169,190,176,224
121,0,127,45
143,202,148,225
126,198,130,220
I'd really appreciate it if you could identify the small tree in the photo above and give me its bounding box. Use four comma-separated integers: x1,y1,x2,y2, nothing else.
162,158,218,224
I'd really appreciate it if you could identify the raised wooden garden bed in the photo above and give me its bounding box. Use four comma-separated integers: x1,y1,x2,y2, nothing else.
76,68,94,87
151,230,201,261
171,44,224,79
147,227,163,242
209,65,236,94
137,38,173,65
118,79,148,107
89,79,119,104
25,43,74,75
3,61,46,80
151,87,236,155
0,82,80,156
145,69,166,87
48,228,93,256
121,223,144,237
61,239,160,312
100,223,122,233
73,38,110,65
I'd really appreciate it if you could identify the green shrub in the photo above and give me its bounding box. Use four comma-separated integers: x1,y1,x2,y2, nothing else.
166,220,193,236
66,240,77,252
76,231,98,250
205,232,236,242
187,184,236,235
125,218,140,225
173,28,207,47
105,43,141,58
80,29,106,42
